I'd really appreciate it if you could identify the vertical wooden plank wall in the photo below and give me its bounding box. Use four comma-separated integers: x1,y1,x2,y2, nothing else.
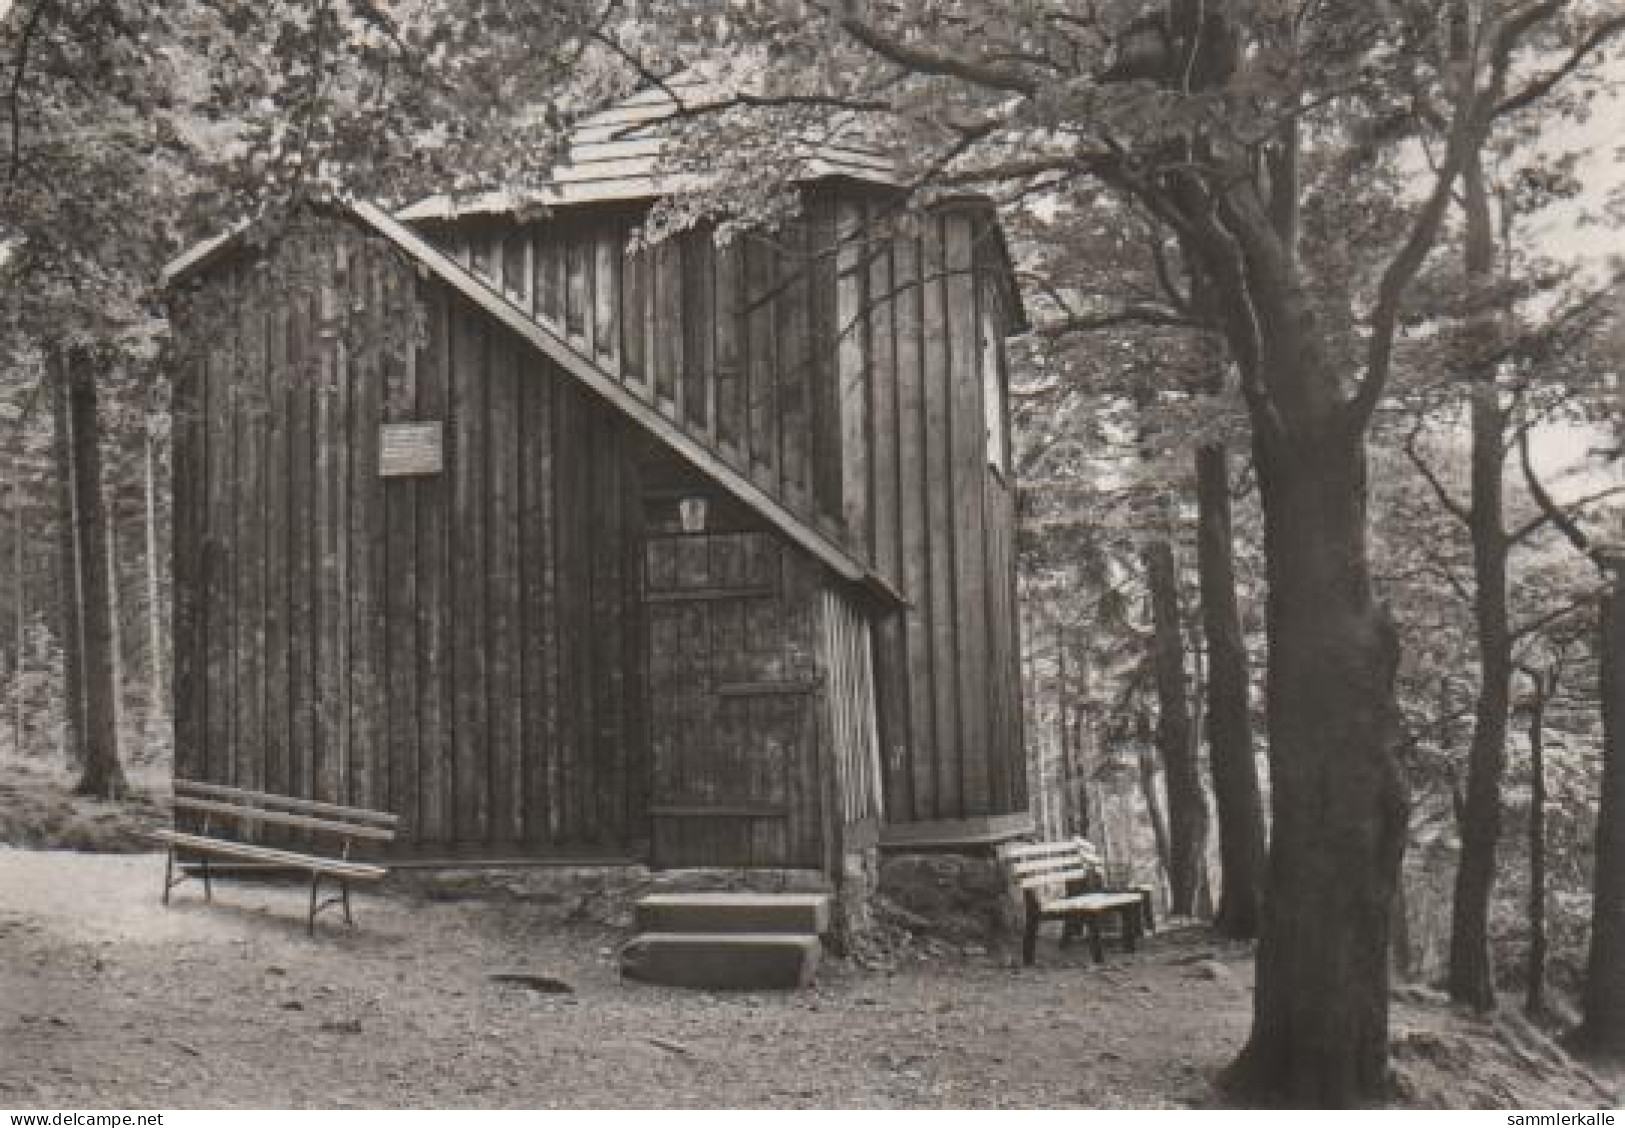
817,587,884,838
172,196,1029,860
168,294,205,787
174,214,647,858
836,202,1028,828
426,209,846,545
424,196,1029,832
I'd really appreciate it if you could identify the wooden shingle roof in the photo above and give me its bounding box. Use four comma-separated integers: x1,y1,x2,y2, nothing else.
398,72,899,221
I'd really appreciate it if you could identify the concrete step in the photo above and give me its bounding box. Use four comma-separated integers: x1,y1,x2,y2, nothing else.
633,891,832,936
619,932,821,991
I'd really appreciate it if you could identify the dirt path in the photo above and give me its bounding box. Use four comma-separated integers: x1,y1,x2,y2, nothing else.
4,848,1618,1109
0,848,1253,1108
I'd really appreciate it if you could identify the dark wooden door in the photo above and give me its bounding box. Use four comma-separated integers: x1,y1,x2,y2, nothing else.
643,523,824,868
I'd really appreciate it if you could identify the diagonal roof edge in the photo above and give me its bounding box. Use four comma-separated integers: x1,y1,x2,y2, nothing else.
164,198,902,606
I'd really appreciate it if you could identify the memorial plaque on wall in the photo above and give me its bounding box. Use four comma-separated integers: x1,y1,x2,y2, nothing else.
379,422,444,478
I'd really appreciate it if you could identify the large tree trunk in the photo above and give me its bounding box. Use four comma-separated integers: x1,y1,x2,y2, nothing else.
1447,146,1509,1013
1225,399,1407,1106
52,349,124,797
1577,581,1625,1061
1143,538,1209,915
1197,440,1266,938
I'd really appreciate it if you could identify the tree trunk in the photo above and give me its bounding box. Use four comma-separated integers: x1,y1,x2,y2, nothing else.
1197,440,1266,938
1074,653,1096,841
1143,538,1209,915
53,355,86,769
1577,581,1625,1061
1447,146,1509,1013
1058,625,1079,837
1137,710,1173,889
1392,872,1416,982
1526,685,1547,1018
106,488,125,749
9,457,23,759
52,349,124,797
144,410,167,756
1225,411,1407,1106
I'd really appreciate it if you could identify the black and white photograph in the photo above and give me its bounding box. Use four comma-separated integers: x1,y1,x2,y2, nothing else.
2,0,1624,1112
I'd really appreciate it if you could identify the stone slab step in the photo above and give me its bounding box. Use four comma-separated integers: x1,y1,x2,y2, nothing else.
619,932,821,991
633,892,832,936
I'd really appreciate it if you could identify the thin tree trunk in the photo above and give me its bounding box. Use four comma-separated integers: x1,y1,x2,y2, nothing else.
1447,144,1510,1013
1197,440,1266,938
1136,709,1173,887
54,349,124,797
10,457,23,758
1392,871,1416,982
1143,538,1208,915
106,488,125,749
1058,625,1074,837
1578,579,1625,1061
1526,683,1547,1018
53,354,86,769
144,410,166,756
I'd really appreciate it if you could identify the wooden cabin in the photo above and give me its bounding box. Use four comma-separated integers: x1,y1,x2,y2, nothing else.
163,81,1030,873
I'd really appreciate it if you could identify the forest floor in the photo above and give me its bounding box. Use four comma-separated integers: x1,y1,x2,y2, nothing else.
0,766,1621,1109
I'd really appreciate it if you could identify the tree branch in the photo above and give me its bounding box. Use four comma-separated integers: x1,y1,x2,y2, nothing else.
1511,597,1592,645
1403,421,1471,527
1518,423,1599,563
838,15,1039,96
1347,0,1567,430
1508,485,1625,548
1493,13,1625,119
1036,302,1208,338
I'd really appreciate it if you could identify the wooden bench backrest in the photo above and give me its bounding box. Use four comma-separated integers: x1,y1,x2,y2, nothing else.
998,838,1103,897
172,778,397,844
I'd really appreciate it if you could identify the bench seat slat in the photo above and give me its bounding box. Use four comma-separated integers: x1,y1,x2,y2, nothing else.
1000,838,1100,861
1017,870,1096,891
151,829,388,881
171,795,396,842
173,779,399,828
1038,891,1146,915
1011,854,1098,878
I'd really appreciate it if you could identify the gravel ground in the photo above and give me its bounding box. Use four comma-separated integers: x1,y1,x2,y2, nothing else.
0,848,1250,1109
2,846,1617,1110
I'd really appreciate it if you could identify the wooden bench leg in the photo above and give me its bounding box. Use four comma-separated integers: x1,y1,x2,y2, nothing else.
200,854,213,902
1023,911,1040,966
341,880,354,927
1087,917,1105,964
162,846,175,906
1139,889,1155,934
308,872,321,937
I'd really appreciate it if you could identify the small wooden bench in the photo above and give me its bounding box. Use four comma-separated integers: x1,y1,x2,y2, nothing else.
153,779,397,935
999,838,1155,965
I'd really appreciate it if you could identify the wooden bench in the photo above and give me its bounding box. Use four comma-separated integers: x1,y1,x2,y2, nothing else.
153,779,397,935
998,838,1155,965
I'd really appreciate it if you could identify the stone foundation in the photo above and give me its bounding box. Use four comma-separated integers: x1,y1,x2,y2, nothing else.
875,851,1017,943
